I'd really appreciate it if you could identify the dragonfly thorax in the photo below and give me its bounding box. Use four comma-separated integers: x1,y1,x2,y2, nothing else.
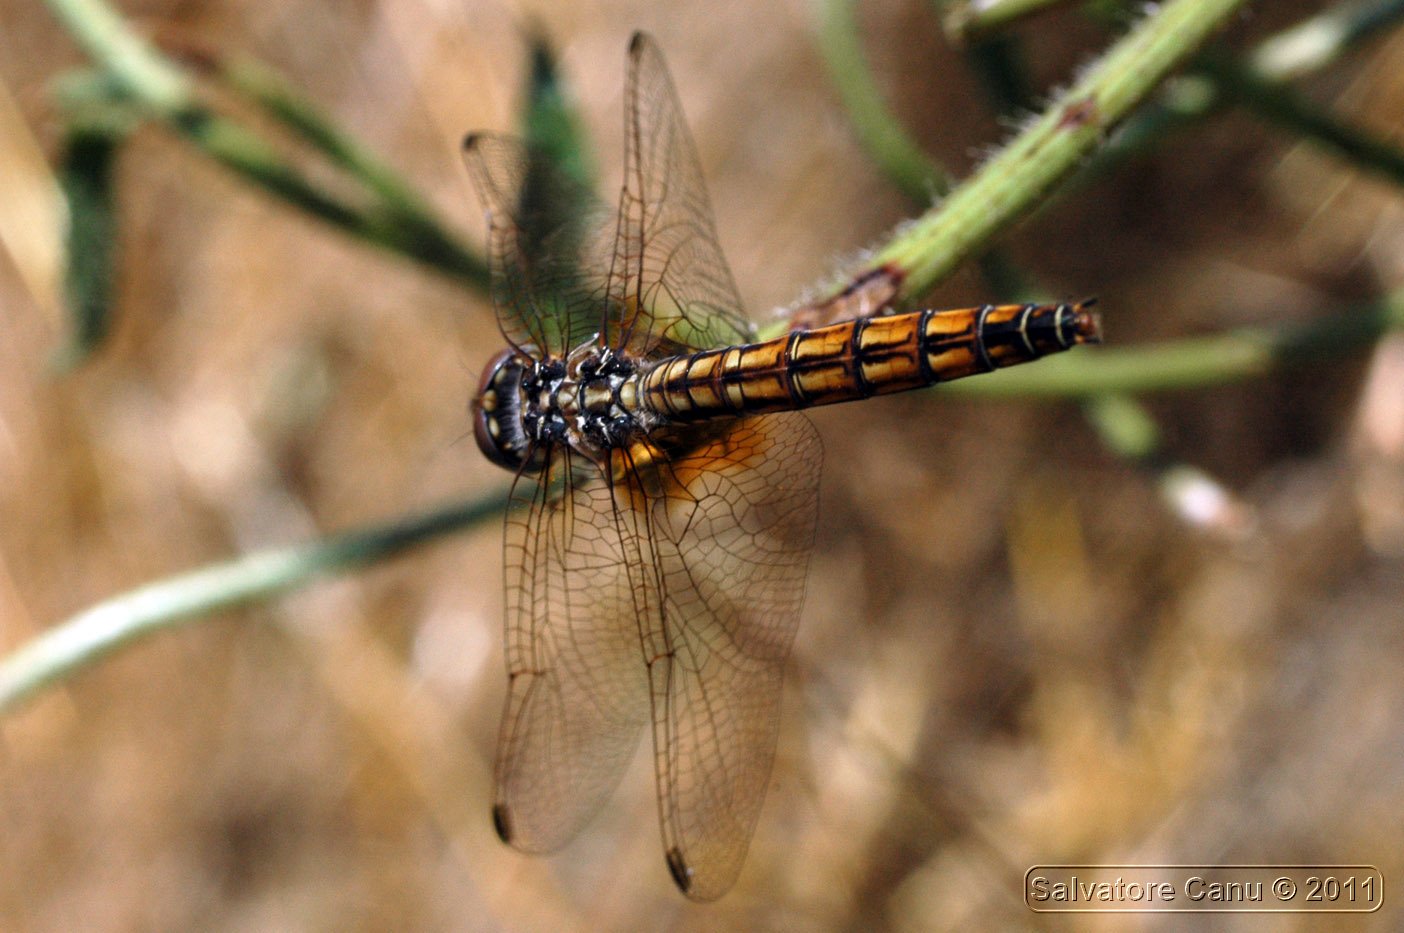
473,345,653,472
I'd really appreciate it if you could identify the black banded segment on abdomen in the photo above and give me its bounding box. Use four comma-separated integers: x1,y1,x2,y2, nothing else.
638,300,1100,422
854,312,928,395
783,320,867,407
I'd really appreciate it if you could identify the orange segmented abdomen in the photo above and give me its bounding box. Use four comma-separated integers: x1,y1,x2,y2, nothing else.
640,300,1100,422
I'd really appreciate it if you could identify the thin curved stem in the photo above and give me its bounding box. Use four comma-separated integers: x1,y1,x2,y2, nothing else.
42,0,191,115
815,0,950,204
1203,48,1404,188
1251,0,1404,81
942,0,1077,44
0,491,507,714
1077,0,1404,188
813,0,1030,297
40,0,488,288
872,0,1248,303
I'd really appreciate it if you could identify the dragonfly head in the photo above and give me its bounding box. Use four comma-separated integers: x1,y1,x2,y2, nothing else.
472,348,545,473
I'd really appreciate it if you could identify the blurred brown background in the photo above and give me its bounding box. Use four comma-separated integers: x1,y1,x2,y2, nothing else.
3,0,1404,930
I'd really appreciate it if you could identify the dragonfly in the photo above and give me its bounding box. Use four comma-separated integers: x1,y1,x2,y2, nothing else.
461,32,1099,900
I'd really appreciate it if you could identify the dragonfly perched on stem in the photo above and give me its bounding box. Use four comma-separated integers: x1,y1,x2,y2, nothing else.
461,32,1099,900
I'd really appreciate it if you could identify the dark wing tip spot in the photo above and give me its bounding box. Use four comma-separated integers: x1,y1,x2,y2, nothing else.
629,31,648,55
462,132,483,152
665,847,693,894
491,803,513,843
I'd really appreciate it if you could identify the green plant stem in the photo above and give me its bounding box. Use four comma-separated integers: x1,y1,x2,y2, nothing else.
217,57,487,284
872,0,1248,303
43,0,191,114
172,105,483,284
1081,393,1160,460
815,0,948,204
41,0,487,288
1203,50,1404,188
225,57,425,210
942,0,1076,43
0,492,506,714
817,0,1169,491
1079,0,1404,187
52,124,122,372
814,0,1027,297
1251,0,1404,81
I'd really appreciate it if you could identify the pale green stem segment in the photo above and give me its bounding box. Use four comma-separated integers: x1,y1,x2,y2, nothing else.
873,0,1249,304
43,0,191,114
1251,0,1404,80
0,493,506,714
942,0,1077,43
1082,393,1161,461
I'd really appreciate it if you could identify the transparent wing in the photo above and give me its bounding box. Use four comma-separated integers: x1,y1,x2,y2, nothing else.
611,412,822,900
491,446,651,852
480,35,819,899
461,133,615,358
606,32,753,356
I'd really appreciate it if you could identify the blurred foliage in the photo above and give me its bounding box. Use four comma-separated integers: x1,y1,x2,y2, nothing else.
53,124,123,370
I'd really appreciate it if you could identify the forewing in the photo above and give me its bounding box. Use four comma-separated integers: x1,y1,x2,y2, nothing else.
492,446,651,852
612,412,822,900
462,133,614,357
607,32,752,356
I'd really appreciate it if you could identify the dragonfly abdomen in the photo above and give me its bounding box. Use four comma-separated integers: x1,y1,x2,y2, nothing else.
640,301,1100,422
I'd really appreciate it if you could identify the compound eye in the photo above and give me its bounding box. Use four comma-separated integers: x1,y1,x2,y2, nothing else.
472,349,531,471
